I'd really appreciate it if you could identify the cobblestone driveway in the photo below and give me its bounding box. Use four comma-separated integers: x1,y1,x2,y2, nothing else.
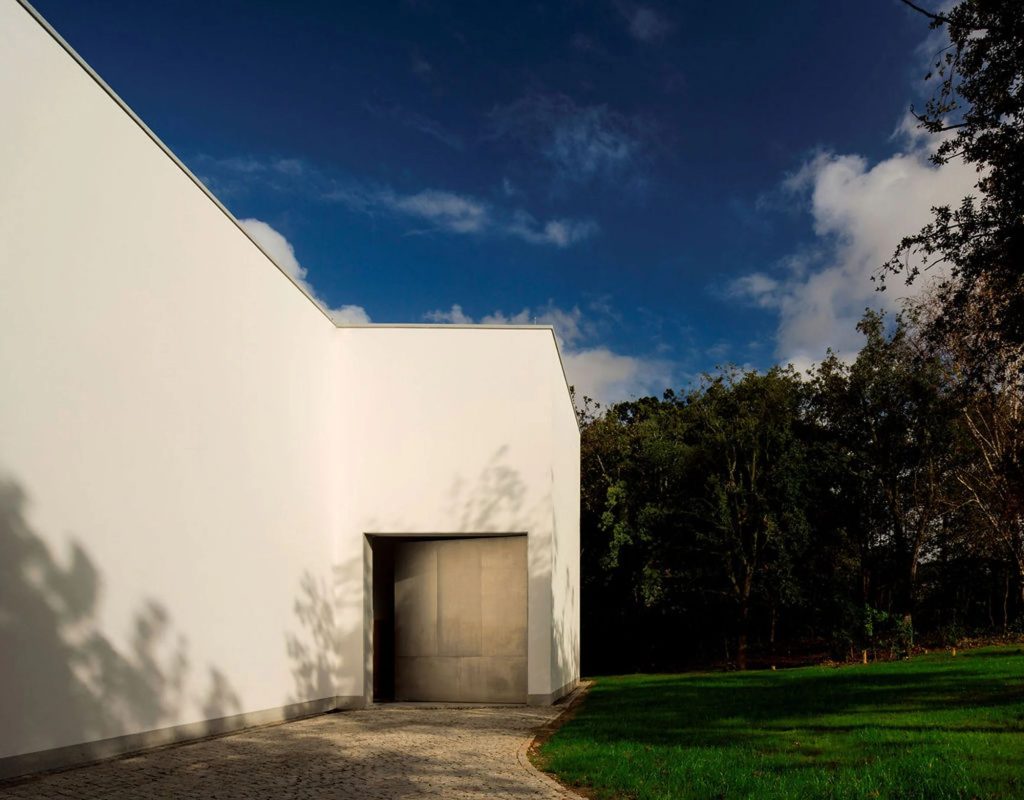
0,704,577,799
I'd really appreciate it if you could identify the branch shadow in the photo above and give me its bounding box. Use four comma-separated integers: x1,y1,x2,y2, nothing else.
283,556,365,706
0,477,240,774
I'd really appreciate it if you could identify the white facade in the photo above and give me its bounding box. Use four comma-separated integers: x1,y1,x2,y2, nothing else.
0,0,579,779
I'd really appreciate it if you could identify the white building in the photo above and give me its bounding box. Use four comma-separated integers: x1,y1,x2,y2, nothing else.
0,0,580,779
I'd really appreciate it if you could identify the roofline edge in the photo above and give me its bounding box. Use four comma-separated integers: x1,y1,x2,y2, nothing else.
14,0,581,433
14,0,337,324
339,325,581,432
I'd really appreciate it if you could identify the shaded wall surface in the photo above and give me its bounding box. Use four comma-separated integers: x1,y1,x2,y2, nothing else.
0,0,579,775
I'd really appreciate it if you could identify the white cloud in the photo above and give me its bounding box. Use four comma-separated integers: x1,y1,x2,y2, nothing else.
489,306,586,345
364,103,464,150
428,302,589,346
488,93,647,187
423,302,671,405
505,213,600,247
618,4,673,42
329,304,372,325
390,190,489,233
330,184,598,248
729,127,976,365
706,340,731,360
190,155,314,198
411,54,433,79
238,218,371,325
239,218,305,280
236,214,664,401
424,303,474,324
195,154,595,249
561,347,672,406
727,273,780,309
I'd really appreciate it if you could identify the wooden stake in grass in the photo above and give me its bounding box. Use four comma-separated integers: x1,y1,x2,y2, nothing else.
952,647,957,657
862,649,868,665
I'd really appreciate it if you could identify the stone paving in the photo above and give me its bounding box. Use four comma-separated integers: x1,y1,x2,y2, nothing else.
0,704,577,799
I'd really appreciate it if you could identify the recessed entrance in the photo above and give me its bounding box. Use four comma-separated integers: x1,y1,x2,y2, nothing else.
369,535,527,703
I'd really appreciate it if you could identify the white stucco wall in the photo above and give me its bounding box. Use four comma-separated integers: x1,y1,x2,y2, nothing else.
550,354,582,696
335,327,579,701
0,0,579,772
0,0,342,760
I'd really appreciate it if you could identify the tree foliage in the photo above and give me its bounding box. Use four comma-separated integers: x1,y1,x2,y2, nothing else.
578,0,1024,672
578,312,1023,673
883,0,1024,386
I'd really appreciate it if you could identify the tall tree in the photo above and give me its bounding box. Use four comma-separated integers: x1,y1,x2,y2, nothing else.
686,367,809,669
884,0,1024,386
906,291,1024,624
956,389,1024,616
578,394,695,670
812,312,957,633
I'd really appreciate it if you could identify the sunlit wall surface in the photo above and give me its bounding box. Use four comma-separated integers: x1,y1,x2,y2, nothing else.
0,0,579,778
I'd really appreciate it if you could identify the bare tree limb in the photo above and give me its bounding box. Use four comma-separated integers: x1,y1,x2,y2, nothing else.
898,0,952,25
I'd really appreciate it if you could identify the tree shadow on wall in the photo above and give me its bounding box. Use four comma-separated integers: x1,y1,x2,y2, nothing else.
441,448,583,701
446,445,540,533
285,572,342,704
286,447,574,709
0,478,239,761
284,556,365,706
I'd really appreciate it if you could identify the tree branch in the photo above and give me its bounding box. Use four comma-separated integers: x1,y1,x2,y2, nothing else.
898,0,951,24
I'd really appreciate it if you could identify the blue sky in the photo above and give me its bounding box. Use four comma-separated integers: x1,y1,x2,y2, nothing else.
33,0,975,403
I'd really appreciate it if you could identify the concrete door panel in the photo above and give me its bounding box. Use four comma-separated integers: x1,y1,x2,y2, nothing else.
437,540,483,657
457,656,527,703
394,657,461,701
481,537,528,657
393,536,527,702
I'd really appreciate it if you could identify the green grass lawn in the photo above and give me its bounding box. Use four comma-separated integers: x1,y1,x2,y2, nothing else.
537,646,1024,800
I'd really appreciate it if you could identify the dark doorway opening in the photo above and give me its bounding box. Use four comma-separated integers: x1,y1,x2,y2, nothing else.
369,536,397,702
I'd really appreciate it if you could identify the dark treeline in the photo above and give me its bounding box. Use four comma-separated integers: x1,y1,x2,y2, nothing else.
577,0,1023,674
578,311,1024,673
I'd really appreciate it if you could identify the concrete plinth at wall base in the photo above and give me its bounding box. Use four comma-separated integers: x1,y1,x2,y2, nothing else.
528,678,579,707
0,695,365,783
